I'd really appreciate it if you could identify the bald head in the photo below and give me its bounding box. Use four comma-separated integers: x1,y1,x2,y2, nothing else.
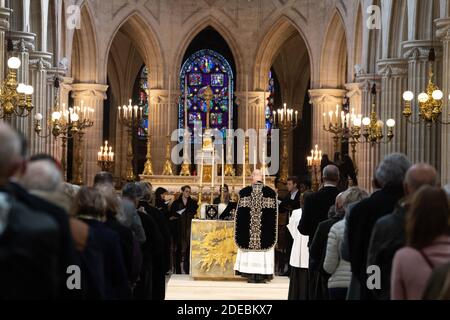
404,163,438,195
323,165,339,185
251,169,263,184
0,123,23,184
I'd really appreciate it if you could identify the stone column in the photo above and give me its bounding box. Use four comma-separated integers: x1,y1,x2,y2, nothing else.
353,76,382,191
377,59,409,158
0,6,11,81
402,41,442,170
235,91,267,131
29,52,52,155
146,89,172,175
9,34,34,138
71,83,108,186
308,89,347,156
345,82,366,187
436,18,450,185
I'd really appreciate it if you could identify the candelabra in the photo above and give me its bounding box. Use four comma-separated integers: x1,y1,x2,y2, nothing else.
97,140,115,172
142,134,154,175
402,48,450,125
0,56,34,119
273,103,299,183
350,84,395,146
322,104,355,153
118,99,143,182
162,135,174,175
307,145,322,192
72,101,95,185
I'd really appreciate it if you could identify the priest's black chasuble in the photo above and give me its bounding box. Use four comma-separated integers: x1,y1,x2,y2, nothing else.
234,182,278,251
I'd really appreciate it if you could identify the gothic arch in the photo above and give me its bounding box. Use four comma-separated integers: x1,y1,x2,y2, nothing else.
173,17,243,90
70,4,98,82
320,10,348,88
104,12,164,89
352,3,363,77
253,16,312,91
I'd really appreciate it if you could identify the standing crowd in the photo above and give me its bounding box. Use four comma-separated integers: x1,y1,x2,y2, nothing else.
288,154,450,300
0,123,199,300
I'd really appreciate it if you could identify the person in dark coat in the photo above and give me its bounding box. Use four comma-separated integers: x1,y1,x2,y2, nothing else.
123,183,164,300
347,153,410,300
278,176,301,275
298,165,340,246
18,157,84,299
73,187,131,300
367,163,438,300
169,185,198,274
0,124,61,300
138,182,171,300
308,199,345,300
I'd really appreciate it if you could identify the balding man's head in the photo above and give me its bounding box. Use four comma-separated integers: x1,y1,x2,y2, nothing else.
21,159,63,192
251,169,263,184
323,165,340,185
404,163,438,195
0,123,23,185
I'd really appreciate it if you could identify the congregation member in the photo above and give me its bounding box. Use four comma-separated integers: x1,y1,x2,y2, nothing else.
123,183,164,299
169,185,198,274
347,153,411,299
138,182,171,300
367,163,438,300
308,193,345,300
391,186,450,300
323,187,368,300
278,176,301,275
0,123,60,299
72,187,131,299
287,192,310,300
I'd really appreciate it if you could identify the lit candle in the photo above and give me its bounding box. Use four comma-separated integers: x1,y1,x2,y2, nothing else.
168,75,171,136
118,106,121,119
98,151,102,162
199,152,204,187
295,110,298,126
211,147,215,190
242,145,246,188
329,111,333,123
228,79,232,130
184,76,188,128
134,105,138,119
221,144,225,188
254,148,257,171
262,146,266,185
273,111,277,124
246,75,249,130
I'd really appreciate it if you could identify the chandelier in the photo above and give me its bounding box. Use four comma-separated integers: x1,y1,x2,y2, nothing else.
350,84,395,145
402,48,450,125
0,57,34,119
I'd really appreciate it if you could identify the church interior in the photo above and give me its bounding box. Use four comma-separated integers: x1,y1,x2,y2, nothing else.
1,0,450,303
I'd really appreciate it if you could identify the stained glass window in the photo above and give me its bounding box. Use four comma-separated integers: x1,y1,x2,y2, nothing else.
179,49,234,140
266,70,275,136
137,66,149,138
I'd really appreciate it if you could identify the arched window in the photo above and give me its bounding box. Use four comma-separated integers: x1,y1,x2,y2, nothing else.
179,49,234,141
136,66,149,138
266,70,276,136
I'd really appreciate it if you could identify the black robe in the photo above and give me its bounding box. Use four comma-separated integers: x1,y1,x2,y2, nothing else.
234,182,278,251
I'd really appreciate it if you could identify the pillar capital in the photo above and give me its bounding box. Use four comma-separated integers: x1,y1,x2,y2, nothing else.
377,59,408,78
0,7,11,30
234,90,267,108
402,40,442,60
345,83,364,99
308,89,347,106
436,18,450,41
71,83,108,101
147,89,181,105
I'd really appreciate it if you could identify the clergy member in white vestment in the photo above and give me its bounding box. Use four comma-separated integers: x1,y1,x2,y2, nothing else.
287,207,309,299
234,170,278,283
